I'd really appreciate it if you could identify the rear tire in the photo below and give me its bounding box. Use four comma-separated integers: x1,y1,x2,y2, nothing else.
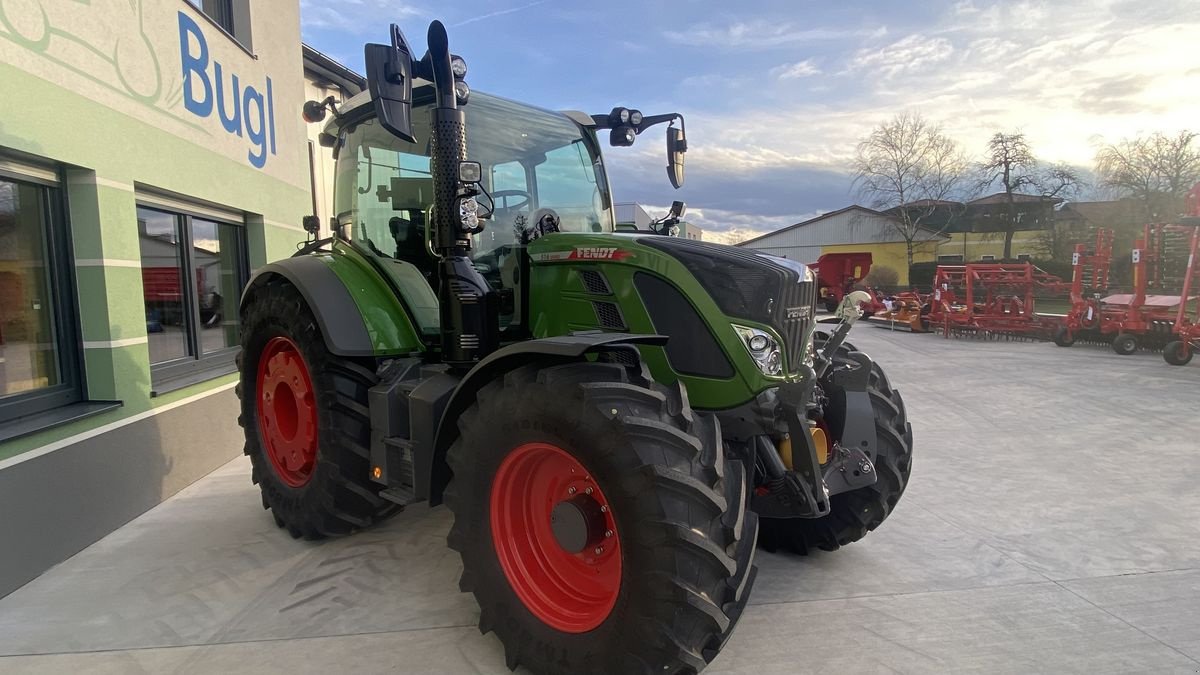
444,360,756,674
1112,333,1138,355
237,278,399,539
1164,341,1193,366
757,351,913,555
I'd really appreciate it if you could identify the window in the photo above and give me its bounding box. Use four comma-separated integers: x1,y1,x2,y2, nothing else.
187,0,252,50
937,254,965,262
980,254,996,261
0,173,82,425
137,203,247,388
1017,254,1032,261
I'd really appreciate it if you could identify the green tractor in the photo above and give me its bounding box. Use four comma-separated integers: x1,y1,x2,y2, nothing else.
238,20,912,674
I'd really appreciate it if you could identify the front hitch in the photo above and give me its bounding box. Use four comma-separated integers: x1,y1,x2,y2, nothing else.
750,365,832,519
751,325,881,519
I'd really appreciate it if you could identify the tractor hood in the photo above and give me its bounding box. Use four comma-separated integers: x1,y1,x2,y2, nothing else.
527,232,817,381
636,236,817,371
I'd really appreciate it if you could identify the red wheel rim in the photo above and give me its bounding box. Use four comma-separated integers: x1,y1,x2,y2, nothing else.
256,336,318,488
490,442,621,633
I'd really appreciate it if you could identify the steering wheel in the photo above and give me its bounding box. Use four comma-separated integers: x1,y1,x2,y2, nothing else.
490,189,532,217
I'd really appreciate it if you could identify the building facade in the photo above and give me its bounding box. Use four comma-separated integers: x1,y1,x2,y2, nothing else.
0,0,309,596
736,206,947,285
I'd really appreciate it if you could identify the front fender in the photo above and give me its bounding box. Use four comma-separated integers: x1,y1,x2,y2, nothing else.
425,332,666,504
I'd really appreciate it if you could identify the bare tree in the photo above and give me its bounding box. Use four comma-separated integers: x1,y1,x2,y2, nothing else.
978,133,1084,259
1095,130,1200,220
853,113,970,271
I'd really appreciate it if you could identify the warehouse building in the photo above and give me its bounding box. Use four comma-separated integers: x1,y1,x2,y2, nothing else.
615,201,703,240
0,0,312,596
736,206,948,285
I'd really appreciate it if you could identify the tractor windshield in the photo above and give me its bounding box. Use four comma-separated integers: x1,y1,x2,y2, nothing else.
333,92,613,270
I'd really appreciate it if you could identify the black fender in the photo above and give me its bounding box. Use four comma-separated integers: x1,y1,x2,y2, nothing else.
425,332,667,505
241,256,377,357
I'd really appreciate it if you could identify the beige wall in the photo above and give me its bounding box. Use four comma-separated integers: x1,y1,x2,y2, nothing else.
0,0,308,189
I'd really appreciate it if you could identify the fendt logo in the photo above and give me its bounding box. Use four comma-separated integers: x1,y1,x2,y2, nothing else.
177,12,277,169
785,306,810,320
572,247,629,260
530,247,633,263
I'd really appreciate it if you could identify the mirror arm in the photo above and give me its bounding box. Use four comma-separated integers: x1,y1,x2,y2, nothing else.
589,112,685,134
635,113,682,132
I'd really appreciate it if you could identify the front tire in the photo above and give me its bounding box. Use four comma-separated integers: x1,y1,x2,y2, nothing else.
237,278,398,539
445,360,756,674
1164,341,1193,366
757,355,913,555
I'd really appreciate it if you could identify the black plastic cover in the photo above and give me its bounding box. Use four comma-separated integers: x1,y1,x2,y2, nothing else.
641,237,816,374
634,272,735,379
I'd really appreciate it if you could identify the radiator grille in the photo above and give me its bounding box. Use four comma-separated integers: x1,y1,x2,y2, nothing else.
593,301,625,329
580,269,612,295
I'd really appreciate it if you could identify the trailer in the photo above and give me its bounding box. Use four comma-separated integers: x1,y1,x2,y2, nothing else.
927,262,1069,338
810,252,886,314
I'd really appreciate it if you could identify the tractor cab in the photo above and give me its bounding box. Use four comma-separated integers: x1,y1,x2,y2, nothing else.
324,86,616,336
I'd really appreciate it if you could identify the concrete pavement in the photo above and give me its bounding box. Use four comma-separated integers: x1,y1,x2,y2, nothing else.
1,328,1198,674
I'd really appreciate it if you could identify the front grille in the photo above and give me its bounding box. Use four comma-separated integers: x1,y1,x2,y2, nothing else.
641,237,816,374
778,273,816,369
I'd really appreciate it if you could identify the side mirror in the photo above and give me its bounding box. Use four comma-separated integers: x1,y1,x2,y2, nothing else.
669,200,686,219
667,126,686,189
364,24,416,143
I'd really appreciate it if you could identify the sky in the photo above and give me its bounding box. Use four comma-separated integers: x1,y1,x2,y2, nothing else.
300,0,1200,243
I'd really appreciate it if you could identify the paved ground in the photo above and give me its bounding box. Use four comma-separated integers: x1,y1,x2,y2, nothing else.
2,328,1199,674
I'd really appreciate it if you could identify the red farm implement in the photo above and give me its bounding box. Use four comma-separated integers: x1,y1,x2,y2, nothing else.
1161,186,1200,365
1051,228,1114,346
927,262,1069,338
810,252,886,314
1056,223,1198,354
866,290,931,332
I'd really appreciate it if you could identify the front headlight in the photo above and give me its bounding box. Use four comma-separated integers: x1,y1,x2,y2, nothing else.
733,324,783,376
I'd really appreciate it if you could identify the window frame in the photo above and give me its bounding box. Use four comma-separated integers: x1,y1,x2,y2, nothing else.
185,0,254,55
0,168,85,425
135,201,249,392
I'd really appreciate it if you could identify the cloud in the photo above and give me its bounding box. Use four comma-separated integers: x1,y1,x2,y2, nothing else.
773,59,821,80
663,20,886,49
451,0,546,27
1075,74,1155,115
604,141,854,240
847,35,954,78
300,0,422,35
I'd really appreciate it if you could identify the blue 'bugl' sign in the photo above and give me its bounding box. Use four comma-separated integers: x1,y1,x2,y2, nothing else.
177,12,277,169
